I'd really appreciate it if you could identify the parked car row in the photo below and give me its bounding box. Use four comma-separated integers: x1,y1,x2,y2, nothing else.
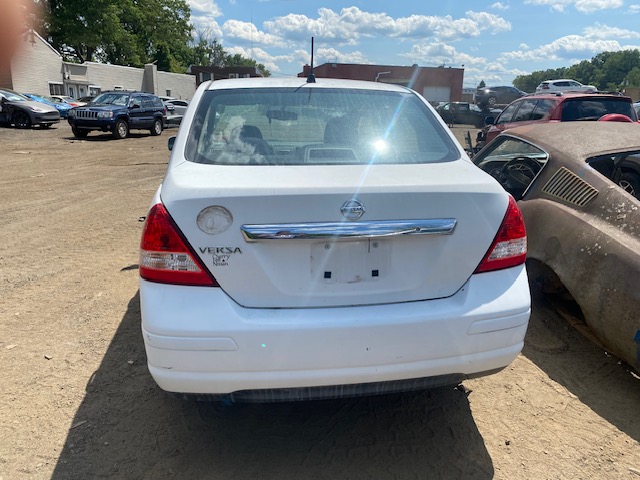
1,87,191,139
481,91,638,143
159,95,189,126
475,79,599,109
23,93,73,118
4,77,638,405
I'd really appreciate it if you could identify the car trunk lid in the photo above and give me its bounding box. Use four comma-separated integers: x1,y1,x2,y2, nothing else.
161,160,509,308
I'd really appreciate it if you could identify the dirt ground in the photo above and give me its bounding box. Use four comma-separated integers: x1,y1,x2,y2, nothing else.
0,122,639,480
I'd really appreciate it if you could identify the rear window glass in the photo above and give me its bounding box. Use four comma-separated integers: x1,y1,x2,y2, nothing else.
561,99,637,121
184,87,459,165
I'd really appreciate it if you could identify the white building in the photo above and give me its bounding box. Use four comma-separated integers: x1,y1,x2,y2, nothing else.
2,30,196,100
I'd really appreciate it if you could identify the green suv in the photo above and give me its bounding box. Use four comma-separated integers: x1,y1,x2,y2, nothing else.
67,91,166,139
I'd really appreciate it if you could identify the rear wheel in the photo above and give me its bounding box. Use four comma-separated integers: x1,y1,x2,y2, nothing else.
12,110,31,128
150,118,163,136
113,119,129,139
619,172,640,199
486,96,497,107
72,127,89,138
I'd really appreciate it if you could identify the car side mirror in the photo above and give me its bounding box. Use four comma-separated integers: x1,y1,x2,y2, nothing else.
484,116,495,125
168,136,175,151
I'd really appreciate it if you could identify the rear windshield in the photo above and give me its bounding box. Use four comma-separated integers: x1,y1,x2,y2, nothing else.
561,98,637,121
184,87,459,165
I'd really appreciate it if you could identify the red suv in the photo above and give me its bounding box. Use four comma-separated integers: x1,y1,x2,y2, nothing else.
482,92,638,143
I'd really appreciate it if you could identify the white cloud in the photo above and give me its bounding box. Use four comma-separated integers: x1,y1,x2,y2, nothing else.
188,0,222,28
491,2,510,10
500,34,623,62
583,24,640,40
316,48,371,65
464,11,511,34
524,0,623,14
262,7,510,46
222,20,288,47
401,42,485,68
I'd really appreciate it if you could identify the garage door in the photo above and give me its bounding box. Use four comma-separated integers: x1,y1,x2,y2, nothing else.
422,86,451,103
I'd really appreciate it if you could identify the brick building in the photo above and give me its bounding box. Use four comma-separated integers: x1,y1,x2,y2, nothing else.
299,63,464,103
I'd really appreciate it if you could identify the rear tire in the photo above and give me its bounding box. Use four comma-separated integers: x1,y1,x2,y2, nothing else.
72,127,89,138
486,96,497,107
113,119,129,139
150,118,163,136
12,110,31,128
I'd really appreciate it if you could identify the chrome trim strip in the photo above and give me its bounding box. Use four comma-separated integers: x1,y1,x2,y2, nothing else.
241,219,457,241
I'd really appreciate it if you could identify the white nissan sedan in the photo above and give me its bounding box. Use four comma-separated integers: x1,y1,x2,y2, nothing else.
139,77,530,402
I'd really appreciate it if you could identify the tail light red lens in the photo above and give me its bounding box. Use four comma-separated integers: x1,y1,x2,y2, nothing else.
140,203,218,286
475,196,527,273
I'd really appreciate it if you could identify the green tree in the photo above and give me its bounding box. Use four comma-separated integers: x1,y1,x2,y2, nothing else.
47,0,122,63
626,66,640,87
595,50,640,91
565,60,596,86
223,53,270,76
477,80,486,89
186,29,227,67
47,0,193,71
513,49,640,93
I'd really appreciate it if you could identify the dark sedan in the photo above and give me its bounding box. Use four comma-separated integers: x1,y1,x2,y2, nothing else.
435,102,500,128
473,122,640,372
476,86,526,107
0,88,60,128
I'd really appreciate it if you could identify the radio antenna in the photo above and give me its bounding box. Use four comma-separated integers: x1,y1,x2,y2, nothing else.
307,37,316,83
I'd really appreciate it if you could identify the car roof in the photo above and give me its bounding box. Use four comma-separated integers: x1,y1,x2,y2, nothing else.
520,91,629,100
204,77,412,93
540,79,580,83
500,122,640,159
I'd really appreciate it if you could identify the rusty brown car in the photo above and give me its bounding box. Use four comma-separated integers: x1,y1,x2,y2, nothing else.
473,122,640,371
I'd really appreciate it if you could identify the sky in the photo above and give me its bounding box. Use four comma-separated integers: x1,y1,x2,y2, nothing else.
186,0,640,89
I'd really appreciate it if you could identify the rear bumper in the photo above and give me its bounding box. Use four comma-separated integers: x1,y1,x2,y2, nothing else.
140,265,530,398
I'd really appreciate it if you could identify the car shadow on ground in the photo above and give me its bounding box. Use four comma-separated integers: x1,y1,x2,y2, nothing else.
51,292,494,479
64,132,161,142
522,293,640,443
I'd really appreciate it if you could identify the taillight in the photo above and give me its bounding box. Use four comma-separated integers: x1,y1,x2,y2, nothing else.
139,203,218,286
474,196,527,273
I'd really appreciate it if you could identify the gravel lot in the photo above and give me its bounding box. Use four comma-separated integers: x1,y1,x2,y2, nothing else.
1,122,639,480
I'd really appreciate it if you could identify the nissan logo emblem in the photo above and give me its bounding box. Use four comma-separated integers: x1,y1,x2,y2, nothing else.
341,199,365,221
